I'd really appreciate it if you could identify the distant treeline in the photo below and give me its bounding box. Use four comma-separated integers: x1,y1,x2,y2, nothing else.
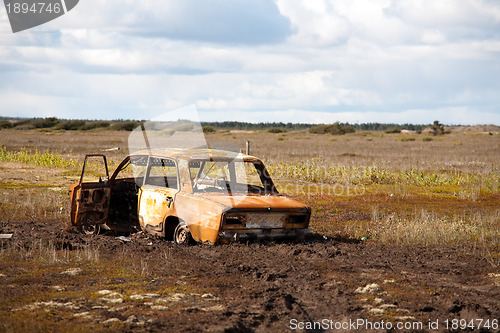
0,117,431,132
0,117,142,131
201,121,430,132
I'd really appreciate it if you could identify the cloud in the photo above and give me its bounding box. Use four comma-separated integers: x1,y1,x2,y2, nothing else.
276,0,351,46
385,0,500,42
0,0,499,125
46,0,293,45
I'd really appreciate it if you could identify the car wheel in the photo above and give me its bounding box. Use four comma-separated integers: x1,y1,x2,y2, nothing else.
173,222,193,245
82,223,100,235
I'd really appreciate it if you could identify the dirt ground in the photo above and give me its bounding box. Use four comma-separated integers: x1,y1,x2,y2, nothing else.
1,128,499,332
1,219,499,333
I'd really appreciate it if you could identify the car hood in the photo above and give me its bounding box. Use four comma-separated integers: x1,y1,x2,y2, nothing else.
198,193,309,212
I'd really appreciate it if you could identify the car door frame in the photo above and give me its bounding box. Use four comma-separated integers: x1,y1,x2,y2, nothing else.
137,155,180,236
71,154,111,227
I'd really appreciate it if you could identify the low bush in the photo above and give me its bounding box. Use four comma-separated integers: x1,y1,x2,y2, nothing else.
399,136,416,142
202,125,216,133
385,128,401,134
309,122,355,135
55,120,86,131
110,121,141,131
0,121,13,129
81,121,111,131
268,127,287,133
33,117,60,129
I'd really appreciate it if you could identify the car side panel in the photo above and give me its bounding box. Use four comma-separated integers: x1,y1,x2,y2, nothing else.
174,193,225,243
138,185,178,235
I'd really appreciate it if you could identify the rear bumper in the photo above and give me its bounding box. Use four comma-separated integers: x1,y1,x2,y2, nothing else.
217,228,311,243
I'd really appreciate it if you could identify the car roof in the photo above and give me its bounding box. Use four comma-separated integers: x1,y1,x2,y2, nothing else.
131,148,259,161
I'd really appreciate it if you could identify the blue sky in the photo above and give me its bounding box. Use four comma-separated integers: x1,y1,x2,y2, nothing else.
1,0,500,125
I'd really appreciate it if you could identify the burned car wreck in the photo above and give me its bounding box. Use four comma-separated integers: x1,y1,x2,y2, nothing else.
69,149,311,244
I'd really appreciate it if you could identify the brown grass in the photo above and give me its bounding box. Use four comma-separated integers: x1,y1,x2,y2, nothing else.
368,209,500,266
0,128,499,262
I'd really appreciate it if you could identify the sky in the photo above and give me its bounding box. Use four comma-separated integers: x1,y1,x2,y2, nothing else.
1,0,500,125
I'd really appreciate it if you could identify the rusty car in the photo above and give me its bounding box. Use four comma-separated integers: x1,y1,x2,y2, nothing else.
69,149,311,244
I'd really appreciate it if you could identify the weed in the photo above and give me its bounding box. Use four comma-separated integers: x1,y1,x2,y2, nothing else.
0,146,78,169
398,136,416,142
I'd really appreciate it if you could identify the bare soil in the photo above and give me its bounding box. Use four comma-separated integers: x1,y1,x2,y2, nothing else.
1,219,499,333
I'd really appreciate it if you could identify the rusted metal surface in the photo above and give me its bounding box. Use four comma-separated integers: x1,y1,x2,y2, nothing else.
69,148,311,243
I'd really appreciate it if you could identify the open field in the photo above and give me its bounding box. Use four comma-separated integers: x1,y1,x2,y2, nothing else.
0,128,499,332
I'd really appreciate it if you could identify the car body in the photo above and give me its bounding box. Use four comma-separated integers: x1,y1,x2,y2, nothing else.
69,149,311,244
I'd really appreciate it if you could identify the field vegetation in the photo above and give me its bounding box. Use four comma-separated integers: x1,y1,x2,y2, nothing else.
0,126,498,258
0,124,499,331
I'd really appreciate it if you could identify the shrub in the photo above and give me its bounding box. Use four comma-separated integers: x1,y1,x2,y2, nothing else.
385,128,401,134
81,121,111,130
309,122,355,135
399,136,416,142
14,123,35,130
341,125,355,134
202,125,216,133
56,120,86,130
33,117,60,128
432,120,445,136
268,127,287,133
0,121,13,129
111,121,141,131
309,124,329,134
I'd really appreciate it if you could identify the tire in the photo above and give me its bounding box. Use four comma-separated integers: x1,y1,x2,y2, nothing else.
173,222,194,245
82,223,100,235
81,213,101,235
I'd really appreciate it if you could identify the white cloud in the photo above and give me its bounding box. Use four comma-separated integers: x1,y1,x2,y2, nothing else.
0,0,499,125
276,0,351,46
421,30,446,45
50,0,293,45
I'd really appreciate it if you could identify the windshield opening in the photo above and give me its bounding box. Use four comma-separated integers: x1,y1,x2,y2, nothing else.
189,159,276,194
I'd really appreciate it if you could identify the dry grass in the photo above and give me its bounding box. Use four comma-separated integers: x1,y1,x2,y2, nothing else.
368,209,500,266
0,128,499,265
0,188,68,222
267,161,499,191
216,130,499,175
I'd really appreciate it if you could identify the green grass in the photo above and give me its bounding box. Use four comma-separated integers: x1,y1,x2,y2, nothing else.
0,146,78,169
268,161,499,192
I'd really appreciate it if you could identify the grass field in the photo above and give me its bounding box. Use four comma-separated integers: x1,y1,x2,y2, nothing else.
1,128,498,256
0,127,499,332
